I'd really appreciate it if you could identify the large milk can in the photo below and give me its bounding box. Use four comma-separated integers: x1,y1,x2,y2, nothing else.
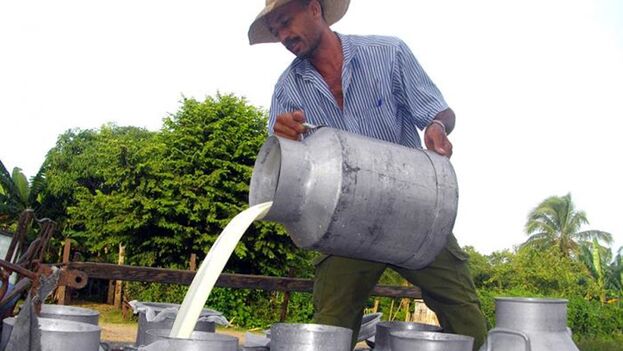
483,297,580,351
249,127,458,269
390,331,474,351
39,304,100,325
138,335,238,351
142,329,238,350
1,317,101,351
374,321,442,351
133,301,220,346
270,323,352,351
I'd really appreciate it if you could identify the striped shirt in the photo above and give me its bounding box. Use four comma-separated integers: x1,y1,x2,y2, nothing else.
268,33,448,149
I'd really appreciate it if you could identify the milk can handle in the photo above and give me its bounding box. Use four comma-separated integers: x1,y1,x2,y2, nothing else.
486,328,531,351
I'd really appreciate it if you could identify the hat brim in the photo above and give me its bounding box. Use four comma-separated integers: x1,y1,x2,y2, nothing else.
248,0,350,45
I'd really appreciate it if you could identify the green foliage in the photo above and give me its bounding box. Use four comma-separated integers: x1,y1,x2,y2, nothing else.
125,282,314,329
468,237,598,297
508,246,593,296
476,289,496,329
125,282,189,305
464,246,492,287
44,125,163,260
11,167,30,205
567,296,623,337
152,94,314,275
578,239,615,303
523,193,612,257
43,93,313,275
610,248,623,294
0,160,48,229
575,334,623,351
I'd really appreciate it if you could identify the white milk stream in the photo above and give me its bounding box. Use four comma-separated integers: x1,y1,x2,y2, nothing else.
169,202,273,338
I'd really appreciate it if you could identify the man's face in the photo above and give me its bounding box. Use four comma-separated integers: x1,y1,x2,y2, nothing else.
265,1,322,58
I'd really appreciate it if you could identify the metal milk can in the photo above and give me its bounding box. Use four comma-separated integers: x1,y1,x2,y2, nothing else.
39,304,100,325
249,127,458,269
133,301,218,346
374,321,442,351
1,317,101,351
142,329,238,351
389,331,474,351
483,297,580,351
269,323,352,351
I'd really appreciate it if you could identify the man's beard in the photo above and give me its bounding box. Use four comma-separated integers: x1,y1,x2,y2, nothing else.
286,35,320,59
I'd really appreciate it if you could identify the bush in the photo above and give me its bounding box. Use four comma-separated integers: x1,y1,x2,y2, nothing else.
125,282,315,329
567,296,623,337
574,334,623,351
125,282,189,304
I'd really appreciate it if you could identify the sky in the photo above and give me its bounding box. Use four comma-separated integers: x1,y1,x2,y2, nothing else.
1,0,622,255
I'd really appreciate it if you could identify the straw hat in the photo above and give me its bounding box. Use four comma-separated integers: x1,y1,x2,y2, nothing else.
248,0,350,45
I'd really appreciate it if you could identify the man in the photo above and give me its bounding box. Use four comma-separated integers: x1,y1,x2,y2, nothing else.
248,0,488,350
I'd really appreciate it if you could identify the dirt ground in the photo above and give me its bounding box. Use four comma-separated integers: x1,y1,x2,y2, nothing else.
99,322,247,345
100,322,245,344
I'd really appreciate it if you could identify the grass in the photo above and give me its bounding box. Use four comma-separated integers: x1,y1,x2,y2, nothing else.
73,300,137,325
575,335,623,351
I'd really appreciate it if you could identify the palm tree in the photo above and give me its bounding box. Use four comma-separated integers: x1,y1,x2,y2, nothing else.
523,193,612,258
0,160,46,229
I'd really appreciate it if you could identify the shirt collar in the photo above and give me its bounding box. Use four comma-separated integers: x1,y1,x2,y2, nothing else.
291,32,357,80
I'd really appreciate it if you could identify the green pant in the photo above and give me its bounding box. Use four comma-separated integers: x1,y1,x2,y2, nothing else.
312,234,487,351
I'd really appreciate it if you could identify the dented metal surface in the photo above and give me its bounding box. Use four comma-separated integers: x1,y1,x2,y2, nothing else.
249,127,458,269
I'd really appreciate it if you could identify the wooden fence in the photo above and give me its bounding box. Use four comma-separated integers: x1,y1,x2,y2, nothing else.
64,261,422,298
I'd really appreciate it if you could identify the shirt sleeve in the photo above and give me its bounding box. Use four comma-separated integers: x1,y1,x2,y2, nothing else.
392,39,448,130
268,83,287,135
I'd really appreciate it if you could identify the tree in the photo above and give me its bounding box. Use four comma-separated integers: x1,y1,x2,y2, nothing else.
578,239,613,303
606,246,623,298
44,124,163,261
523,193,612,258
0,160,46,229
464,246,492,288
155,94,311,276
43,94,313,277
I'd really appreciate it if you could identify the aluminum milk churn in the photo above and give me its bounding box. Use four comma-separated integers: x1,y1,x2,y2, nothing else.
270,323,352,351
390,331,474,351
249,127,458,270
374,321,442,351
483,297,580,351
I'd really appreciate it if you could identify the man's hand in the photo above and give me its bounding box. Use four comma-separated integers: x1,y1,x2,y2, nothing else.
273,110,306,140
424,122,453,158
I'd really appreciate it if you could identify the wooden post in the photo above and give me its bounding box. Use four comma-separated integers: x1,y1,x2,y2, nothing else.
114,244,126,309
404,299,410,321
107,280,115,305
189,253,197,271
56,238,72,305
279,291,291,322
372,298,380,314
279,268,295,322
